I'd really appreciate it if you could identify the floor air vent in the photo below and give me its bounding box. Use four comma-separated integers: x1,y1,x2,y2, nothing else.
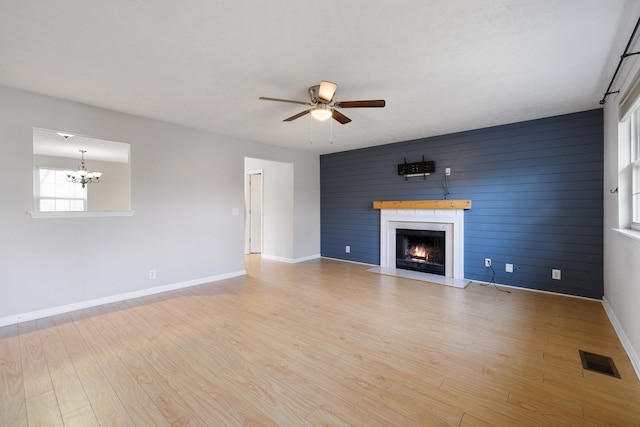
579,350,620,378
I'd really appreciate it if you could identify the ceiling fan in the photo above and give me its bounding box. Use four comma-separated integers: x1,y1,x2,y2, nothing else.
259,81,385,124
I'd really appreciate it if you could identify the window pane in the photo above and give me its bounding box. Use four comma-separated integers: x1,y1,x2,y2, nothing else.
39,183,55,196
37,168,87,212
634,163,640,225
633,108,640,228
634,111,640,162
55,199,71,211
69,200,85,211
39,199,55,212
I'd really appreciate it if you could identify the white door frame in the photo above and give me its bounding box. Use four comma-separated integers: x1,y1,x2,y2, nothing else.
245,170,264,254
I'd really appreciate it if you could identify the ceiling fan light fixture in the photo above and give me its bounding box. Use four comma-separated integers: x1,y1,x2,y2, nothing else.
317,81,338,102
311,106,332,121
259,80,385,125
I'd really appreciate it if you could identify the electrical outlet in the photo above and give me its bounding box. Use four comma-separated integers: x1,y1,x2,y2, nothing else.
506,263,513,273
345,245,351,253
552,269,561,280
485,258,491,267
149,269,156,280
445,167,451,176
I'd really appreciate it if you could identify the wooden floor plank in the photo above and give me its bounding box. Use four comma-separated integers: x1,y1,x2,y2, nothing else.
76,364,136,426
86,306,208,426
17,321,52,400
61,405,100,427
305,407,353,427
126,398,173,427
25,390,64,427
180,282,436,425
0,255,639,426
115,310,259,426
35,317,91,416
0,324,27,427
66,309,149,409
120,294,317,426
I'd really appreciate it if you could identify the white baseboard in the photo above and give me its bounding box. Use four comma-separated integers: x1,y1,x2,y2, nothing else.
468,279,600,301
320,256,376,266
0,270,246,328
602,297,640,380
292,253,321,263
260,254,295,263
260,253,321,263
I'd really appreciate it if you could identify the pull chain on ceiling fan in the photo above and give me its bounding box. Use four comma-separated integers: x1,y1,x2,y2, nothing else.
259,80,385,124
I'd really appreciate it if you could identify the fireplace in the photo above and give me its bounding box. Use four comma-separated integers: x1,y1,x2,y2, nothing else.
373,201,469,288
396,229,445,275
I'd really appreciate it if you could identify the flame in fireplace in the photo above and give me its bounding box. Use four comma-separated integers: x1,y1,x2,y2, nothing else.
406,244,429,262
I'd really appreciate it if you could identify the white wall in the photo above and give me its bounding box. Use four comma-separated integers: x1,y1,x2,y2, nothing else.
602,9,640,377
87,158,130,211
292,148,321,261
0,85,320,323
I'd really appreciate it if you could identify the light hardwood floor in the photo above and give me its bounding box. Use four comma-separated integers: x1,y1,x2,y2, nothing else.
1,255,639,426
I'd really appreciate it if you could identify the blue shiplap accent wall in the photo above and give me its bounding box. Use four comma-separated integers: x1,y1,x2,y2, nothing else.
320,109,603,299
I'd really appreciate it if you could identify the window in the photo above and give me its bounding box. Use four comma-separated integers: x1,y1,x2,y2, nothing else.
632,109,640,231
32,127,132,216
36,168,86,212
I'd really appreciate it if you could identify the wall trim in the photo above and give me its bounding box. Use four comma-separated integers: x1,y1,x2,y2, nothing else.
28,210,135,218
320,256,376,266
261,253,321,263
293,253,321,263
602,296,640,380
468,279,600,301
613,227,640,243
0,270,246,328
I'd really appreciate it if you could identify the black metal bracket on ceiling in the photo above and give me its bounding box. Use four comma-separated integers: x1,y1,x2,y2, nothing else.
600,16,640,105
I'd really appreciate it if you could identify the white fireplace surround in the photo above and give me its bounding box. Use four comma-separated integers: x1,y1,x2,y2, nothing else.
378,208,467,288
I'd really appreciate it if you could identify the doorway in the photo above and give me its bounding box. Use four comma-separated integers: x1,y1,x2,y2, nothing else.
244,157,294,260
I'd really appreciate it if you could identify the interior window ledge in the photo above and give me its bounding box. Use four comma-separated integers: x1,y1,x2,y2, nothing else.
613,228,640,242
28,210,135,219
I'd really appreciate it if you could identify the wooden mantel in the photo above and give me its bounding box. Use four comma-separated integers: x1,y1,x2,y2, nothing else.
373,200,471,210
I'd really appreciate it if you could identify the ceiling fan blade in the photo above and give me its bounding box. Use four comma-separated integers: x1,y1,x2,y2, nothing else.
318,81,338,102
259,96,310,106
334,100,386,108
332,109,352,124
283,109,311,121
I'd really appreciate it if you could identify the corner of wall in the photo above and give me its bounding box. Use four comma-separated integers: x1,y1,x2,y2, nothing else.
602,297,640,380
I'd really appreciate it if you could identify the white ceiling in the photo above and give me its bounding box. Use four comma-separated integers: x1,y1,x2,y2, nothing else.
33,127,130,164
1,1,639,155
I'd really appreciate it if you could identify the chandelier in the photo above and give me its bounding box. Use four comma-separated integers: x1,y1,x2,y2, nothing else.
65,150,102,188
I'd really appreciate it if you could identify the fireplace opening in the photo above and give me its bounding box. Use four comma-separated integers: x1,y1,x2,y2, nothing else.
395,229,445,275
